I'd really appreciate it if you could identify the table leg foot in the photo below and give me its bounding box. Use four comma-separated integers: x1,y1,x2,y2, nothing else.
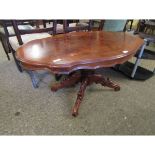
51,72,81,92
104,77,120,91
72,78,88,117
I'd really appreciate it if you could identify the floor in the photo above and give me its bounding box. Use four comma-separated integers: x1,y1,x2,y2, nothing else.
0,40,155,135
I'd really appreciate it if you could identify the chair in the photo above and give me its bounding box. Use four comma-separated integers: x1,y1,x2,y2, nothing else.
126,20,134,31
84,20,105,31
134,20,146,34
0,20,34,60
93,20,127,32
9,20,57,88
41,20,64,34
100,19,128,32
0,31,10,60
144,20,155,34
134,20,155,34
63,20,93,33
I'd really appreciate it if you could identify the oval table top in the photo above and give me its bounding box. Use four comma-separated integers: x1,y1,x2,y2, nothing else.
16,31,144,74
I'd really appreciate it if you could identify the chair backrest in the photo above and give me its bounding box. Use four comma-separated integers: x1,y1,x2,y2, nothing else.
12,20,57,45
0,20,35,38
63,20,93,33
95,20,105,30
100,20,127,32
0,20,35,55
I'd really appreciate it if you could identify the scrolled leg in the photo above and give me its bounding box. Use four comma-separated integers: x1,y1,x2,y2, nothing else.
105,78,120,91
88,74,120,91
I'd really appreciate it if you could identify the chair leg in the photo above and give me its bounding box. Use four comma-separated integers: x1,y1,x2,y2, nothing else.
131,41,147,78
11,50,23,72
130,20,133,30
26,70,39,88
153,68,155,74
0,38,10,60
27,70,50,89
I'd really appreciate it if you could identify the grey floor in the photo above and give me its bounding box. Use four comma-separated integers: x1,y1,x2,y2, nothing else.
0,42,155,135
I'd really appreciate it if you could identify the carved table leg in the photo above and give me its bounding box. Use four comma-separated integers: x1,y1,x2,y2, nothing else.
51,70,121,117
88,74,120,91
51,72,81,92
72,78,88,117
103,77,120,91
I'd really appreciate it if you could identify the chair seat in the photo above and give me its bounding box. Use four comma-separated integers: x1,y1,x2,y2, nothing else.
56,24,64,34
0,25,34,35
49,23,77,30
43,23,63,29
9,33,51,50
39,23,64,34
69,23,77,27
76,22,88,27
68,23,88,32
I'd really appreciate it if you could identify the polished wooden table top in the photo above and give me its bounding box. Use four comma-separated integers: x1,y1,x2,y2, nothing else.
16,31,144,74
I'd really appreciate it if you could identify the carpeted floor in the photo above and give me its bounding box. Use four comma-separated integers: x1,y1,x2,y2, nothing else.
0,42,155,135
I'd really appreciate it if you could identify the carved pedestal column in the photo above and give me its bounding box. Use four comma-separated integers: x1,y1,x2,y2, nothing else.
51,70,120,116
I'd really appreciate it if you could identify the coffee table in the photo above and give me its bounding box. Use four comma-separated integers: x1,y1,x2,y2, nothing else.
16,31,144,116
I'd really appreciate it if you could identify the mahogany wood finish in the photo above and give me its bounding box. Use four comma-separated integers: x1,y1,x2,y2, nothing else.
16,31,144,74
16,31,144,116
